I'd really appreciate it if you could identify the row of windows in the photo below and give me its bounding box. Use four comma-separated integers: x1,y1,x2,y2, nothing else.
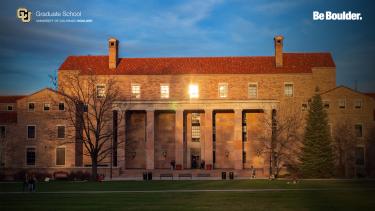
328,123,364,138
324,99,363,110
96,83,295,99
26,147,65,166
26,125,65,139
27,102,65,112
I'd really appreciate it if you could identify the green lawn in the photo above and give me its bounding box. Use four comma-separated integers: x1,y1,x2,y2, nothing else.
1,180,374,210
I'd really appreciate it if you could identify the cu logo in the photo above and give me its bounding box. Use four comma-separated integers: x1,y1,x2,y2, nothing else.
17,8,32,23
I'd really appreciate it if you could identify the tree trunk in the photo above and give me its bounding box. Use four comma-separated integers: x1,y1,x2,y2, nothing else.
91,157,98,181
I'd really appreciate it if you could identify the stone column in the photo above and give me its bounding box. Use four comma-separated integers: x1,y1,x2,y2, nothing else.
204,109,213,169
146,110,155,170
234,109,243,170
175,110,184,169
117,110,126,170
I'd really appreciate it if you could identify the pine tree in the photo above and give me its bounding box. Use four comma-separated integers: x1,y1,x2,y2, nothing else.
300,89,334,178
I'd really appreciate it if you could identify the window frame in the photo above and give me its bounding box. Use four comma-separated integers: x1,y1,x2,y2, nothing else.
284,82,294,97
188,84,199,99
354,123,363,138
57,125,66,139
96,84,106,98
160,83,170,99
25,147,36,166
7,104,13,111
323,100,330,109
28,102,35,112
58,102,65,111
354,99,363,109
43,102,51,112
301,102,308,111
55,146,66,166
131,83,141,99
218,83,228,98
248,82,258,99
338,99,346,109
27,125,36,140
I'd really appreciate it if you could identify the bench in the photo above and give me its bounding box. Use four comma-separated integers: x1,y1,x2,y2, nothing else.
160,173,173,180
178,173,192,179
53,171,69,180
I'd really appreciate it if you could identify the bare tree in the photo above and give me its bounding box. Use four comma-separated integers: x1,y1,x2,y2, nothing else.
258,106,304,178
331,120,356,178
51,70,124,180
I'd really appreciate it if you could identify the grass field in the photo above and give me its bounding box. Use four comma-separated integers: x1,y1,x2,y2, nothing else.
1,180,375,210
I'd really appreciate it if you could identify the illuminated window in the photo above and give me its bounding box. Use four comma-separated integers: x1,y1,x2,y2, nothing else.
189,84,199,99
248,83,258,98
218,83,228,98
339,99,346,109
160,84,169,99
354,99,362,109
191,113,200,142
96,85,106,98
131,84,141,99
284,83,293,97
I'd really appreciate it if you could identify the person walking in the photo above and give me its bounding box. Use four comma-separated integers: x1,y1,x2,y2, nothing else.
22,172,29,192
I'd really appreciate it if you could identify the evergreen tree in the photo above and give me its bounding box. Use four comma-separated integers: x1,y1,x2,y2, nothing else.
300,89,334,178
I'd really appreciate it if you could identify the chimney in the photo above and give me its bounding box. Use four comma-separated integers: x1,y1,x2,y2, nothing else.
274,35,284,67
108,37,119,69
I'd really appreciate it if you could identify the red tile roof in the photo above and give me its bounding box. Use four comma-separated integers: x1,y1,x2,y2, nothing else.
58,53,335,75
0,112,17,124
0,96,25,103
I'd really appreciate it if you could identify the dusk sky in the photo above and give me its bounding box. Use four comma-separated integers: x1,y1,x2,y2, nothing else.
1,0,374,95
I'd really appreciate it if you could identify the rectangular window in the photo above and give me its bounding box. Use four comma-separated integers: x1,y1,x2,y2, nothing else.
248,83,258,98
213,151,216,163
28,103,35,112
284,83,293,97
301,103,308,111
131,84,141,99
57,126,65,139
56,147,65,166
26,148,36,166
160,84,169,99
323,101,330,109
354,99,362,109
7,105,13,111
96,85,106,98
27,125,36,139
83,104,88,112
189,84,199,99
243,151,246,163
218,83,228,98
355,147,365,165
43,103,50,111
339,99,346,109
355,124,363,138
191,113,200,142
0,126,5,139
58,103,65,111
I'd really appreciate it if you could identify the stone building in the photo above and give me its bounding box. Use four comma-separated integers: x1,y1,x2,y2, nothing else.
0,36,374,179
